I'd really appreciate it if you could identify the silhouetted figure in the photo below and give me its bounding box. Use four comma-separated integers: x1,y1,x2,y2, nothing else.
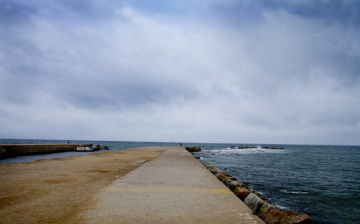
180,143,182,147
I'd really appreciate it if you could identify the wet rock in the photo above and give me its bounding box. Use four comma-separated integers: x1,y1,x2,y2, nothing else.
255,192,271,204
200,161,220,174
215,170,232,177
244,193,266,214
261,209,313,224
185,146,201,152
217,175,237,183
230,146,236,149
234,187,251,200
100,146,109,150
226,180,249,191
257,203,278,217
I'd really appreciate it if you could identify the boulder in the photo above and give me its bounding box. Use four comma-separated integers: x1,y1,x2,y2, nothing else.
185,146,201,152
100,146,109,150
244,193,266,214
230,146,236,149
200,161,220,174
76,146,94,152
261,209,313,224
92,145,101,151
84,147,94,152
255,192,271,204
234,187,252,201
215,170,232,177
218,175,237,183
78,144,93,147
76,147,85,152
226,180,249,191
257,203,278,217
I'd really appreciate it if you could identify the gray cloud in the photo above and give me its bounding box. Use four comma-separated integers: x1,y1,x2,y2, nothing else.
0,0,359,144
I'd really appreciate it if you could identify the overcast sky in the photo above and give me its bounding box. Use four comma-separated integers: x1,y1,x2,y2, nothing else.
0,0,359,145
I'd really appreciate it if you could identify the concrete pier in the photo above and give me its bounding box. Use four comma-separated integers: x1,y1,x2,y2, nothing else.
0,144,79,156
79,147,264,223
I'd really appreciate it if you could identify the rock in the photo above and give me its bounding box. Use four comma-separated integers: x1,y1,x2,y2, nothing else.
244,193,266,214
215,170,231,177
185,146,201,152
215,170,236,182
257,203,278,217
226,180,249,191
218,175,237,183
76,147,85,152
224,179,234,186
76,146,93,152
92,145,101,151
261,209,313,224
230,146,236,149
84,147,94,152
200,161,220,174
100,146,109,150
234,187,251,201
78,144,93,147
255,192,271,204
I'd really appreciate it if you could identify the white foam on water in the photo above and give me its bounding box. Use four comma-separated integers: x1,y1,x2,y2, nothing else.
280,189,309,195
273,203,289,210
208,146,266,155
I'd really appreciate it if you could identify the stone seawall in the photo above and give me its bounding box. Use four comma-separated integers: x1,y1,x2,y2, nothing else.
0,144,79,158
200,160,313,224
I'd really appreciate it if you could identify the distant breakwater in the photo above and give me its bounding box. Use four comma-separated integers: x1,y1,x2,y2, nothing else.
0,144,109,159
199,159,313,224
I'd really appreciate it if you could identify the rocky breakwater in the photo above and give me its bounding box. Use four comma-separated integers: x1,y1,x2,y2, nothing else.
200,160,313,224
76,144,109,152
185,146,201,152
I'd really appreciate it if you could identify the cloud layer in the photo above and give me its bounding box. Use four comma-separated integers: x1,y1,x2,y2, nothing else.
1,0,359,145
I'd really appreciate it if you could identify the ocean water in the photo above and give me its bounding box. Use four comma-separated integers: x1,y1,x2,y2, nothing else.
194,143,360,224
1,139,359,224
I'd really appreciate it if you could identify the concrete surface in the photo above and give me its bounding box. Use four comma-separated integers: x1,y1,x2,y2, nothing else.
79,147,265,224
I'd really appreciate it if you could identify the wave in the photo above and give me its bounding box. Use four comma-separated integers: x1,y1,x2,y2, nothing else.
280,189,309,195
207,146,266,155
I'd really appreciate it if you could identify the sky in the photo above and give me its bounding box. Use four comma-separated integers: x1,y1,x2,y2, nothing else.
0,0,359,145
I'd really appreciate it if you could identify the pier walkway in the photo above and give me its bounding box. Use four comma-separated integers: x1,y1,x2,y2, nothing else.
79,147,264,223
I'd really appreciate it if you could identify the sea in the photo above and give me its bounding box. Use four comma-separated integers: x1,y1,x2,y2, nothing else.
1,139,359,224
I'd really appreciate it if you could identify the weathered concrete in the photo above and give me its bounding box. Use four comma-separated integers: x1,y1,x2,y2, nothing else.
0,144,79,156
79,147,264,224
